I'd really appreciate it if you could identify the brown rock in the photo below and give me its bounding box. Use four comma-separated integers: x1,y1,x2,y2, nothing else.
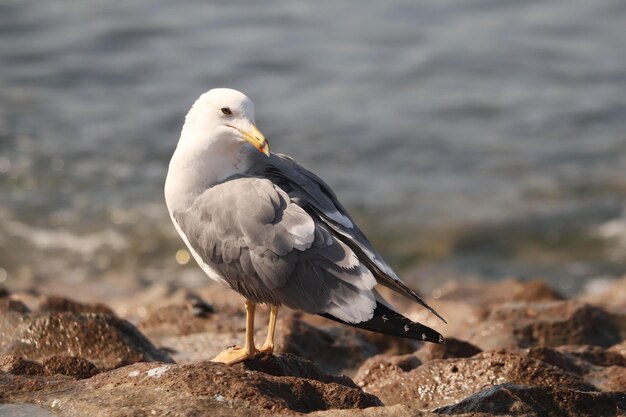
109,355,381,413
137,298,221,339
524,346,587,375
2,354,98,379
113,284,225,323
2,354,382,416
355,350,595,409
353,353,422,385
1,291,42,313
308,404,438,417
151,331,244,364
0,298,30,314
0,355,45,376
581,275,626,313
276,313,380,375
136,294,245,364
42,355,99,379
415,337,481,362
609,340,626,358
556,344,626,368
462,301,623,350
0,372,69,402
38,296,115,315
518,346,626,393
0,312,173,370
435,278,564,306
586,365,626,392
194,283,251,311
434,383,626,416
0,404,57,417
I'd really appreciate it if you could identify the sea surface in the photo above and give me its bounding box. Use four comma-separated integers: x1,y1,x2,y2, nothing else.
1,0,626,295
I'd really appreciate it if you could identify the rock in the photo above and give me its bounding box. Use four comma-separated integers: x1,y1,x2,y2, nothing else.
355,350,596,409
0,298,30,313
524,346,586,375
137,295,245,364
462,301,624,350
137,298,220,339
153,331,243,364
194,283,253,311
0,286,9,298
354,344,626,411
434,383,626,416
173,291,215,316
556,344,626,368
519,345,626,393
354,353,422,385
1,355,45,376
2,354,382,416
585,365,626,392
240,353,361,387
0,311,173,370
581,275,626,314
1,354,98,380
0,372,69,404
113,284,226,322
1,290,42,313
2,278,624,416
42,355,99,379
0,404,57,417
38,296,115,315
435,278,565,306
609,340,626,358
308,404,438,417
276,313,380,375
405,280,565,345
414,337,481,362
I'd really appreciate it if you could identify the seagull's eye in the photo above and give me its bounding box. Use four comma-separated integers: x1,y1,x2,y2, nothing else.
221,107,232,116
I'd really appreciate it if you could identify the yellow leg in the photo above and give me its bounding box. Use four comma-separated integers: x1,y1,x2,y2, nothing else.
211,300,258,365
258,305,278,354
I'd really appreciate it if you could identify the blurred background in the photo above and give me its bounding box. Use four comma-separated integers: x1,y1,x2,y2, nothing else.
1,0,625,299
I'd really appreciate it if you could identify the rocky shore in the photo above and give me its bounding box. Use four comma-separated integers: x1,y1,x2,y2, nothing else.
1,277,625,416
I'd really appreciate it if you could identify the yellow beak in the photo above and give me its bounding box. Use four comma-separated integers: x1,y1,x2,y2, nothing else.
230,124,270,157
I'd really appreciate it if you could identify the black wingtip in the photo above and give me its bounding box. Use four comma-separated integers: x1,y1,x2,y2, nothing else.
321,302,445,344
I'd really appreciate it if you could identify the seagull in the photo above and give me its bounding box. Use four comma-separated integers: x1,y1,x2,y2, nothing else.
165,88,446,365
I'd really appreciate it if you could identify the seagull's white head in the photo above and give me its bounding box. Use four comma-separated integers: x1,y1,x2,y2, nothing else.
179,88,270,157
165,88,270,212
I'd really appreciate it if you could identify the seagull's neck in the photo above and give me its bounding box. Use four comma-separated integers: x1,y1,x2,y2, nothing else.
164,138,253,214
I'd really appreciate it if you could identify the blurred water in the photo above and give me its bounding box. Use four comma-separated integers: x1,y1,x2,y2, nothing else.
1,0,625,293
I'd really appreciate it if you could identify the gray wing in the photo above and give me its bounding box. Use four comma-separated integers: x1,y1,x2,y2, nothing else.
174,177,378,324
252,153,446,323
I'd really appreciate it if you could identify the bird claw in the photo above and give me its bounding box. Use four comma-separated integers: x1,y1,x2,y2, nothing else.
257,343,274,355
211,345,257,365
